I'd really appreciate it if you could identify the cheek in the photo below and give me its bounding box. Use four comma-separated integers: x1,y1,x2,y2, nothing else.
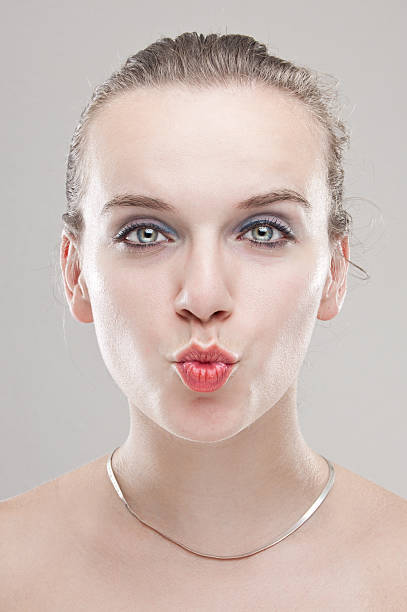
80,241,175,411
91,270,150,331
85,254,171,376
242,253,328,377
248,252,326,326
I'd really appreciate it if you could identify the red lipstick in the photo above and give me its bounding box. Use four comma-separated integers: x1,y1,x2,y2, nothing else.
173,342,239,392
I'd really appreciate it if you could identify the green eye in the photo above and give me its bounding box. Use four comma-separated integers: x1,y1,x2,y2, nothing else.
238,218,295,250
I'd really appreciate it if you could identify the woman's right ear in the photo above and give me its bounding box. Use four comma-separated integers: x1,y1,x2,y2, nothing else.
60,231,93,323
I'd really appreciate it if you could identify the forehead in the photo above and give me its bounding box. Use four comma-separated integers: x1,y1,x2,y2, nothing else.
85,84,328,214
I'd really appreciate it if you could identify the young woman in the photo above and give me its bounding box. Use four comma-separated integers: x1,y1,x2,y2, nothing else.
1,32,406,610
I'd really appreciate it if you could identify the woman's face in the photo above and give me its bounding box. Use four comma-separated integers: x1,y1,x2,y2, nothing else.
75,84,341,441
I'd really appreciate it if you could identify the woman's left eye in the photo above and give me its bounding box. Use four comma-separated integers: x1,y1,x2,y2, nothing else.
113,218,295,251
238,218,295,250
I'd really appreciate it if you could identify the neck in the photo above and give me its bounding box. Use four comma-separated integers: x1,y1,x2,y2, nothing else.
112,384,329,557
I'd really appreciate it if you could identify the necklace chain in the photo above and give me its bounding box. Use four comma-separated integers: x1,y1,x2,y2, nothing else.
106,446,335,560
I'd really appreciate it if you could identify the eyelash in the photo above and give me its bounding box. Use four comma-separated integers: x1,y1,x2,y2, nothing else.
113,217,295,252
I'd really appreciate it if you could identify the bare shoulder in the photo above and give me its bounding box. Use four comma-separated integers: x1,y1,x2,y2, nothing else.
0,474,63,556
333,461,407,530
0,452,109,544
331,462,407,606
0,480,59,609
0,455,109,610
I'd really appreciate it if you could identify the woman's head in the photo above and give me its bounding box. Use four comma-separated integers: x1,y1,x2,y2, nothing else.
60,33,352,442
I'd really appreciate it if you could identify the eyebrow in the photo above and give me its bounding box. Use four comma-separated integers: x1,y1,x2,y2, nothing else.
100,189,311,216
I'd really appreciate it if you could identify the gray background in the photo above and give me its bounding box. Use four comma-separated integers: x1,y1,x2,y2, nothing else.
1,0,405,500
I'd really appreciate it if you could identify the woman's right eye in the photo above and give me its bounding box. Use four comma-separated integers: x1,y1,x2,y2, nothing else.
114,222,172,250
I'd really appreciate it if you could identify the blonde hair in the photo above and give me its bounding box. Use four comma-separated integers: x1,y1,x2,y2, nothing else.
63,31,364,274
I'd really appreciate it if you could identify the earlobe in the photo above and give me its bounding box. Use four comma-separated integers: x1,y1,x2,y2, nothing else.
317,236,349,322
60,232,93,324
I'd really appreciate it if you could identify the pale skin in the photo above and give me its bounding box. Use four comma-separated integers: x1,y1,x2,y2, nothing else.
1,84,406,611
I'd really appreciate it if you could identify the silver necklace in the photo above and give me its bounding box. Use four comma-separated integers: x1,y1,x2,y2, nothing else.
106,446,335,560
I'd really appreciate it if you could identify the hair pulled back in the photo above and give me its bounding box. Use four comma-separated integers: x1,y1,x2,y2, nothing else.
63,31,365,275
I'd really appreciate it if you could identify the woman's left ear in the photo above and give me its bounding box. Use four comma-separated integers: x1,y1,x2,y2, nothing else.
317,236,350,321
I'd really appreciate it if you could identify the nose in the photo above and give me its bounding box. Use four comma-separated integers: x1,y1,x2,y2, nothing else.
173,239,234,325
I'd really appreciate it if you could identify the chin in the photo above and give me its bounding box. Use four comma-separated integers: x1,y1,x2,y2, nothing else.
156,396,251,444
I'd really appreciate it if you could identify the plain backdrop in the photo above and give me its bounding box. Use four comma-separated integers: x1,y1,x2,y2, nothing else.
1,0,405,500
